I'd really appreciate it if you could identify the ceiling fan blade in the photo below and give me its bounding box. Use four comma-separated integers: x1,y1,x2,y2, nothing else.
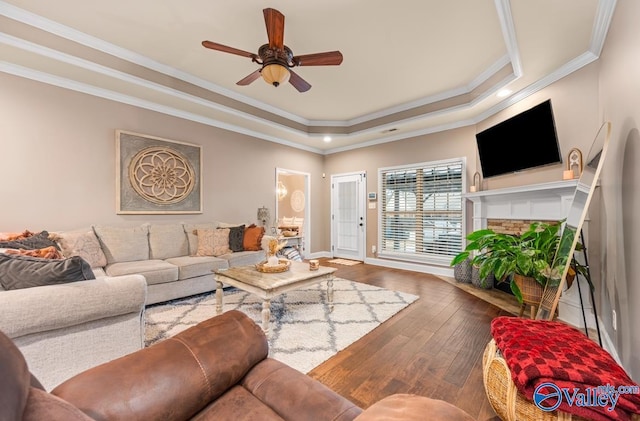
288,69,311,93
263,8,285,50
202,40,257,59
236,69,262,86
293,51,343,66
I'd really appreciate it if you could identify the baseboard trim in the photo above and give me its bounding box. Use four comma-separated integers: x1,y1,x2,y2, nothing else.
364,257,454,277
308,253,455,278
307,251,332,259
596,318,621,365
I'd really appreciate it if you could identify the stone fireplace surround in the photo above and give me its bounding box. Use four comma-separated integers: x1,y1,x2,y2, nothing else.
464,179,598,331
486,219,554,236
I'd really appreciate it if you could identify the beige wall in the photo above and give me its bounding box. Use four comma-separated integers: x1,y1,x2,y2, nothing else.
596,0,640,380
0,73,326,251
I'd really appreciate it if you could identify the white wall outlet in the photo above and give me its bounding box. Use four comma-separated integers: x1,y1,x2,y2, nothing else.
372,245,377,254
612,310,617,331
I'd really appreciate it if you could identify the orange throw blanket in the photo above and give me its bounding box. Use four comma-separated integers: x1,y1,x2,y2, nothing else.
4,246,63,259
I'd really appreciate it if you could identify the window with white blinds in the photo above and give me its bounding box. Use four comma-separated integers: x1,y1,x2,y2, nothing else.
378,158,464,264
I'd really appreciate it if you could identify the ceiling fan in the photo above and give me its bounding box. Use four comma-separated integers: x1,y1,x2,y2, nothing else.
202,8,343,93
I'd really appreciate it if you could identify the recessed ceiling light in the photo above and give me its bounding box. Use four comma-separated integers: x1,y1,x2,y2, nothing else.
323,136,332,143
497,89,512,98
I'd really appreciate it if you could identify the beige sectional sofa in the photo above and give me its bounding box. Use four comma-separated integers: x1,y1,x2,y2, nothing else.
90,222,265,305
0,221,265,390
0,274,147,391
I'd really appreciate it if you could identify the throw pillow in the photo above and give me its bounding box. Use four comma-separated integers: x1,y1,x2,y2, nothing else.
212,229,232,256
281,246,303,262
196,229,232,257
53,229,108,268
0,231,58,250
92,225,149,264
183,222,217,256
148,224,189,260
0,253,95,290
243,224,264,251
224,225,245,252
4,246,63,259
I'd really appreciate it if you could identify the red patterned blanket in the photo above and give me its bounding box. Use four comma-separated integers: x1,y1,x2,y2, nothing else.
491,316,640,421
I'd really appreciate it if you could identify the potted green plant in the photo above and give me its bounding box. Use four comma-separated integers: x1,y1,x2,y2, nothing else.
450,221,585,305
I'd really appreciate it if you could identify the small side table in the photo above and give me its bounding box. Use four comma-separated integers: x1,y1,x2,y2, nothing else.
279,235,304,258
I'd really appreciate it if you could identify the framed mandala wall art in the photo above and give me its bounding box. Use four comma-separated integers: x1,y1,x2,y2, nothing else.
116,130,202,214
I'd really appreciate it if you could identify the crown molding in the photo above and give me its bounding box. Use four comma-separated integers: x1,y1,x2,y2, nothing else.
325,47,602,155
590,0,617,56
494,0,522,77
0,61,325,154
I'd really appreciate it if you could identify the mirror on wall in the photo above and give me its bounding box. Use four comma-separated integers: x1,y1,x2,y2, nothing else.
537,121,612,320
275,168,310,252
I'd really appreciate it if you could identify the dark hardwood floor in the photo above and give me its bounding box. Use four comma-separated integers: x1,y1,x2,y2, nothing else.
307,258,508,421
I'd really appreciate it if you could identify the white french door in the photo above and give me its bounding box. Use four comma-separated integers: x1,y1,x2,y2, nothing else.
331,172,366,261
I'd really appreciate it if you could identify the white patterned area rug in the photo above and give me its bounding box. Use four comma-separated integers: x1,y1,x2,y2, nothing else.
145,279,418,374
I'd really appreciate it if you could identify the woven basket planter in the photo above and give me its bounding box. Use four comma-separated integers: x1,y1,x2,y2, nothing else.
471,265,494,289
513,274,543,305
453,257,472,283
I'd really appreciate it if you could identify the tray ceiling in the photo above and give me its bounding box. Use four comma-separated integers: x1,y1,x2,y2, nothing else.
0,0,615,153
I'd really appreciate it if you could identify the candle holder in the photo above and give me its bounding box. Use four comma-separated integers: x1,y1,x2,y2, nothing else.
473,171,482,192
566,148,583,179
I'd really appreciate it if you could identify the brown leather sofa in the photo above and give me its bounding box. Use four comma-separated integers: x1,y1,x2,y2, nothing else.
1,309,475,421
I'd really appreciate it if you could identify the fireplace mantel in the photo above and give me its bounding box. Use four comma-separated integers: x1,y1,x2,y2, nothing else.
464,180,578,231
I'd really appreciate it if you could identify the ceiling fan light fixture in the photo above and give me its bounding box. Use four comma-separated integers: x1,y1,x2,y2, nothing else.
262,63,290,87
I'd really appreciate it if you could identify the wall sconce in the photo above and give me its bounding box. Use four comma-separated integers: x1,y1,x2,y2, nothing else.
277,180,288,201
257,206,270,226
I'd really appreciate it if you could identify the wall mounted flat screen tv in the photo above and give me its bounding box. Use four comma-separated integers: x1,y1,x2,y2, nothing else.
476,99,562,178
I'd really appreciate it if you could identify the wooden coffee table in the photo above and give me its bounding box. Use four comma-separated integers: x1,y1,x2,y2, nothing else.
214,261,337,335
